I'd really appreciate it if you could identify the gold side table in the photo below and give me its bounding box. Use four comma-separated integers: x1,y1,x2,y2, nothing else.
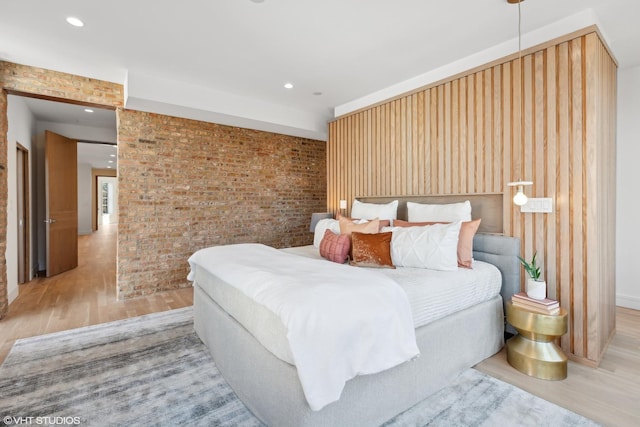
506,301,568,380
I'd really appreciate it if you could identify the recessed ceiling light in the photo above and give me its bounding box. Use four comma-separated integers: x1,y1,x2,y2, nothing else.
313,92,323,96
66,17,84,27
284,83,294,89
84,108,94,113
108,160,114,163
110,154,116,157
250,0,265,3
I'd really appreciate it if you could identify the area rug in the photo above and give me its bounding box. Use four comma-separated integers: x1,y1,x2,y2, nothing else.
0,307,599,427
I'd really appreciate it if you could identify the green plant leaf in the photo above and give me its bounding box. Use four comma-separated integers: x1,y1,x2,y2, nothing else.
518,251,542,280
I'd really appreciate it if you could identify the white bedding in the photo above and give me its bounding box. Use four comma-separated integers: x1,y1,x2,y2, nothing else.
188,243,419,411
282,245,502,328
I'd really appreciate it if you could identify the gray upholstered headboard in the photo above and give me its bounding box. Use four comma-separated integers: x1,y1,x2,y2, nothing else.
357,194,504,234
473,233,520,333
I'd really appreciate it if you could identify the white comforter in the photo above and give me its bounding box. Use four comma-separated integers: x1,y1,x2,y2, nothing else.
187,243,419,411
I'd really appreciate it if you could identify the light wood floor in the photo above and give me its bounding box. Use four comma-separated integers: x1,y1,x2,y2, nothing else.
0,225,637,426
476,307,640,427
0,223,193,363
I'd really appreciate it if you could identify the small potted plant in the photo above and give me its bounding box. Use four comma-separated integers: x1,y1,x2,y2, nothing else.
517,251,546,300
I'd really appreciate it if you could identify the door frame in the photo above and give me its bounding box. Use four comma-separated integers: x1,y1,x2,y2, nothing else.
92,168,117,231
16,143,30,283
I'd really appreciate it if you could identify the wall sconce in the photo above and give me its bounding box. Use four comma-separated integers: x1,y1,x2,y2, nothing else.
507,181,533,206
310,212,333,232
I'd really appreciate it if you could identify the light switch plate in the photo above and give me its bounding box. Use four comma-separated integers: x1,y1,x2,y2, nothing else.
520,198,553,213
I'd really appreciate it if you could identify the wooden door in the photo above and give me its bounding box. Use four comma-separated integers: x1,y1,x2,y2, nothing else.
45,131,78,277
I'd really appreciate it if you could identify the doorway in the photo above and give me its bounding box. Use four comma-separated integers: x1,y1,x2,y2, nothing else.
98,176,118,226
92,167,118,231
7,94,117,286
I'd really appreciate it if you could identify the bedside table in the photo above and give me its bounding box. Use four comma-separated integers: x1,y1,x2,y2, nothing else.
506,301,568,380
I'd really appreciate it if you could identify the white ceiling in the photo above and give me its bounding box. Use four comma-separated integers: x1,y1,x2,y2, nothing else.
22,97,116,129
1,0,638,141
77,141,118,170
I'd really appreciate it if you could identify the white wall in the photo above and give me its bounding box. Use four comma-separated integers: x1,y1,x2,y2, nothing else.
6,95,36,303
616,66,640,310
78,163,93,235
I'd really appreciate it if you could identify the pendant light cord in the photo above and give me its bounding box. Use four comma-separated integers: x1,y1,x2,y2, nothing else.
517,0,523,183
518,0,522,61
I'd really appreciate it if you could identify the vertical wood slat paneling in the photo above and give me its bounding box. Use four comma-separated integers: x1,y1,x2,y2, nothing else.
522,54,534,279
467,75,476,196
545,47,558,301
475,73,483,193
570,37,586,357
326,31,616,366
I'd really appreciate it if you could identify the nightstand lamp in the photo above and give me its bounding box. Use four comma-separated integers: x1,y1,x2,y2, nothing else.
309,212,333,232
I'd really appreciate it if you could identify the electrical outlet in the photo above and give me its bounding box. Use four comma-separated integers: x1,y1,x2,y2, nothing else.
520,198,553,213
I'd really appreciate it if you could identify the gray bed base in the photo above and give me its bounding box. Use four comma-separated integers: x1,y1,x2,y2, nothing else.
193,233,520,427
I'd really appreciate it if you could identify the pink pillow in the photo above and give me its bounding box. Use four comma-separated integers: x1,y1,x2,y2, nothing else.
319,230,350,264
393,219,482,268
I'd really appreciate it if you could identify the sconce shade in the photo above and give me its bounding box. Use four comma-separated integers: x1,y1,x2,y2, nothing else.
310,212,333,232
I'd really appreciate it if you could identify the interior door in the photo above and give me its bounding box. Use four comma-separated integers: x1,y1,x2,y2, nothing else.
45,130,78,277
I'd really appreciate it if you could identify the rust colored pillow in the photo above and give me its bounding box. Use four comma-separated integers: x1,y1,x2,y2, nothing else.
338,216,380,235
349,231,395,269
393,219,482,268
319,230,350,264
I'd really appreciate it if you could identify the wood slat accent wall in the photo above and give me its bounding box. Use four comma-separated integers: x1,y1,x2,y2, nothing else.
327,31,617,366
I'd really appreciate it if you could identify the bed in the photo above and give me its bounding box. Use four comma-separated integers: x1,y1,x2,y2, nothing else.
190,196,520,427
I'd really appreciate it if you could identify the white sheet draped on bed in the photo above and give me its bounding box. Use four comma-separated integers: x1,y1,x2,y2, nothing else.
188,243,420,411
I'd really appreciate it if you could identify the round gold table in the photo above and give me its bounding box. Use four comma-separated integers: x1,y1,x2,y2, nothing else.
506,301,568,380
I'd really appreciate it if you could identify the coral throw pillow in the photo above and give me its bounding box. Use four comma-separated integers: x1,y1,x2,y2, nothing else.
350,231,395,269
319,230,350,264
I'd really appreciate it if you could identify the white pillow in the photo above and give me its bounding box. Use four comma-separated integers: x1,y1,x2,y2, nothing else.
389,222,462,271
314,219,340,248
407,200,472,222
351,199,398,221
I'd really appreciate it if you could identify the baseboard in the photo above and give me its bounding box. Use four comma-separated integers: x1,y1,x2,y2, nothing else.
8,286,19,304
616,294,640,310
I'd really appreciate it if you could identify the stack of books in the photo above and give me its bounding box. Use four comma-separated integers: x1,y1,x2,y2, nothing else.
512,292,560,315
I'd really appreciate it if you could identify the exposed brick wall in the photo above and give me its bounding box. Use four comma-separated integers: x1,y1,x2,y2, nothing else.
116,110,326,299
1,61,123,108
0,90,8,318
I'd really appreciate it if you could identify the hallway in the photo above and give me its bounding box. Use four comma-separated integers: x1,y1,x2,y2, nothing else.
0,224,193,363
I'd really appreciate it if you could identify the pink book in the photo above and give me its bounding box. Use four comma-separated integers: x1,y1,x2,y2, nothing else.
512,292,559,307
